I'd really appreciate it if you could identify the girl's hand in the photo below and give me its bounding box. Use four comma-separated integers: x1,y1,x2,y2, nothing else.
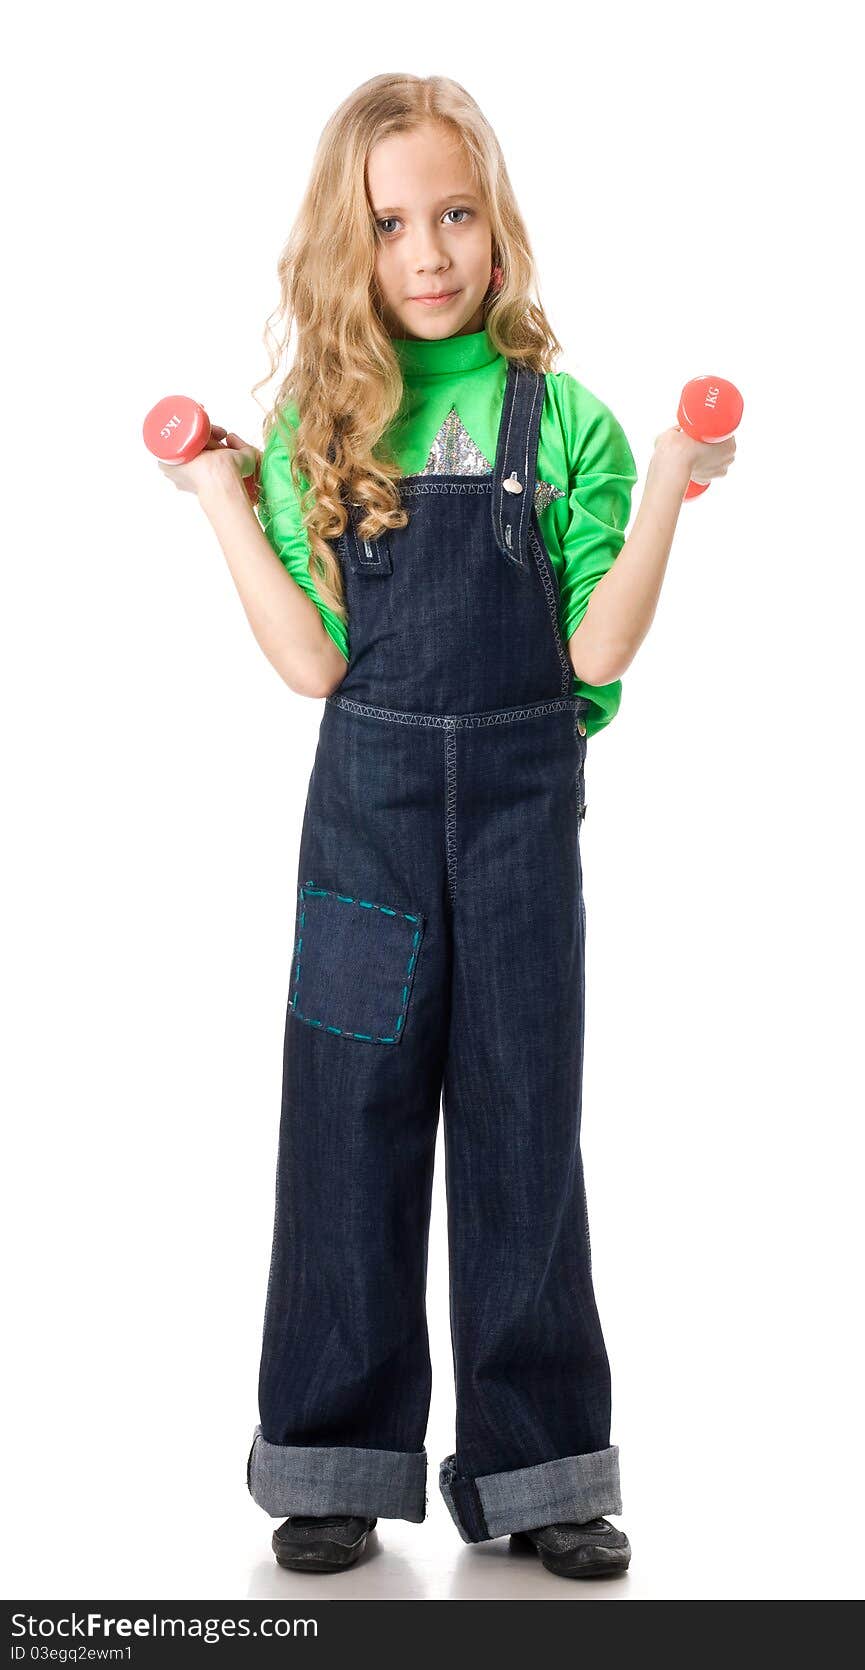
157,426,262,505
652,424,737,485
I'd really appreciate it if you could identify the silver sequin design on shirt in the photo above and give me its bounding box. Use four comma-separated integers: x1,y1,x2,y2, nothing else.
419,405,566,515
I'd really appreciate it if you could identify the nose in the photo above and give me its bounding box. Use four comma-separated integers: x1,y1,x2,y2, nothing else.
411,232,450,275
415,255,449,278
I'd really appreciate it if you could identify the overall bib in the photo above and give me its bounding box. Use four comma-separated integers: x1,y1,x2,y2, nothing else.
247,361,623,1542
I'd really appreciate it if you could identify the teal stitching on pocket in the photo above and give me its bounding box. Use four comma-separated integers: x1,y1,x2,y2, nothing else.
290,882,424,1045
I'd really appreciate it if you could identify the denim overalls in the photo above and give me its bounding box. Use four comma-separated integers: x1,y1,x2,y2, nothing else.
247,360,623,1542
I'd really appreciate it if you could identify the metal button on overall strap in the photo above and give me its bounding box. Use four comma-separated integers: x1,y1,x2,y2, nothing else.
490,365,545,574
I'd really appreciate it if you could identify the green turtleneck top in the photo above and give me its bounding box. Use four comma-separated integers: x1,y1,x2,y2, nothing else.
255,327,638,736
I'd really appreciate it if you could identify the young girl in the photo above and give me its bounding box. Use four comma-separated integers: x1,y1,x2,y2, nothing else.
159,74,734,1582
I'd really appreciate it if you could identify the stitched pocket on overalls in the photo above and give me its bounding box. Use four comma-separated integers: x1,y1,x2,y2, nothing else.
289,882,426,1045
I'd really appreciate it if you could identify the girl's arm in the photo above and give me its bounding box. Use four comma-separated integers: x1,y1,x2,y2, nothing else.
567,432,729,685
198,467,348,698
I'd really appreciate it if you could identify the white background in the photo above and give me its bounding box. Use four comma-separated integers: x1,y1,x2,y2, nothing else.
3,0,863,1602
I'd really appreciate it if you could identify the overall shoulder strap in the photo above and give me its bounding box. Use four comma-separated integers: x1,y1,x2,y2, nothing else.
490,361,545,573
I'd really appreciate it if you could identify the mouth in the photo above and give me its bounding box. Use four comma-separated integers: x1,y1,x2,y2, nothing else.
410,290,461,305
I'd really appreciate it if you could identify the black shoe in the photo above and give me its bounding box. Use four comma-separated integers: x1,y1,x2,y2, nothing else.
509,1517,631,1579
272,1513,377,1573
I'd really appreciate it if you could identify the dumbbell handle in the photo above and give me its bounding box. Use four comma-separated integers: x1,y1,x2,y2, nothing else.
142,394,259,504
677,376,744,501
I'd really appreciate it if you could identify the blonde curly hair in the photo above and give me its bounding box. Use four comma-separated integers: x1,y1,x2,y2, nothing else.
250,72,564,635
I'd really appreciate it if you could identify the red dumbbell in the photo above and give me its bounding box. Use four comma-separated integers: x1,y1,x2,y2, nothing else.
142,394,259,504
677,376,744,500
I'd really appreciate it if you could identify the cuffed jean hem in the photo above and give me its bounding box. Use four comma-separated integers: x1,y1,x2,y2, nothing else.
438,1444,622,1543
247,1425,428,1522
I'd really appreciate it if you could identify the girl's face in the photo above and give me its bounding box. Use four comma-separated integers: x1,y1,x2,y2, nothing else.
367,122,494,342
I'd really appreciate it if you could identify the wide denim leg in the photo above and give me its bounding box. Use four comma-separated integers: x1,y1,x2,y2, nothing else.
434,709,620,1543
248,708,450,1522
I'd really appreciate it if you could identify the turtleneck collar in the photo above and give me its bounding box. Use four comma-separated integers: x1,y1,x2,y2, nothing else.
391,325,501,378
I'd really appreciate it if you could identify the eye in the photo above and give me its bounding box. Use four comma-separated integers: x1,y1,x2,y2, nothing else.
375,207,473,237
